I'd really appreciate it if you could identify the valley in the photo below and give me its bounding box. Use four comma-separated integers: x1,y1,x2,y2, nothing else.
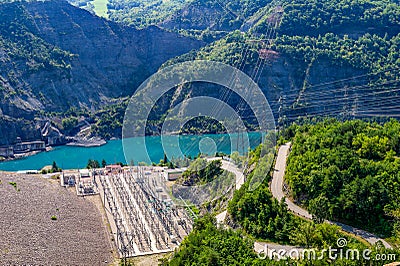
0,0,203,147
1,0,399,149
0,0,399,265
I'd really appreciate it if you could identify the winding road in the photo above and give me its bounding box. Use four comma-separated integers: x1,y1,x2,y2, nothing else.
271,142,392,249
207,157,245,224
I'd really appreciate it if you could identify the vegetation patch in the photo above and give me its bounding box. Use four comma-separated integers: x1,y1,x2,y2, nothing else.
8,181,18,191
162,215,265,265
283,119,400,242
41,161,62,174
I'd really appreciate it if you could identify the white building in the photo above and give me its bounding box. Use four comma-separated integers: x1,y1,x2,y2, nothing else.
163,168,185,181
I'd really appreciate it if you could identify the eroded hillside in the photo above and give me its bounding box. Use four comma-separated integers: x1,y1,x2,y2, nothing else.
0,0,203,144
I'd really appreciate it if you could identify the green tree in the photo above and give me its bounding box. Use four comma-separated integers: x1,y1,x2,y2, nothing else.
51,161,61,172
286,119,400,238
168,215,262,265
309,195,331,224
163,153,168,164
61,116,78,131
289,222,317,248
87,159,100,169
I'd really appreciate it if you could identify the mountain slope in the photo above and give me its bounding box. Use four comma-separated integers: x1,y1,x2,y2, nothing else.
0,0,204,144
76,0,400,140
159,0,274,40
1,0,399,145
158,0,400,126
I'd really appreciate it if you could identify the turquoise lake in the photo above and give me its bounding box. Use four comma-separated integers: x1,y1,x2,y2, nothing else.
0,133,263,171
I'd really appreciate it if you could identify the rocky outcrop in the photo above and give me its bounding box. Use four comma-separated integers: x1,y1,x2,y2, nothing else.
0,117,41,146
160,2,229,32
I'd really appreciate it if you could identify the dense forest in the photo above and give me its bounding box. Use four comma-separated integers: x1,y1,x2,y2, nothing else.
165,216,400,265
276,0,400,36
274,33,400,71
166,215,399,265
108,0,187,28
228,143,349,248
283,119,400,242
165,0,400,77
162,215,266,266
166,130,400,265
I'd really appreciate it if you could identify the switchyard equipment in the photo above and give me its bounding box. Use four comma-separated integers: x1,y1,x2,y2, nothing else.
99,167,193,258
76,169,99,196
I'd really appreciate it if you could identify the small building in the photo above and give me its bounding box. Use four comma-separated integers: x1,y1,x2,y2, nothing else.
79,169,91,178
62,174,76,187
163,168,184,181
75,169,99,196
106,164,122,174
14,140,45,154
0,146,14,158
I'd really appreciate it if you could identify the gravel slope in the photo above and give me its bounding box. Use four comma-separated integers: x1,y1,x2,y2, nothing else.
0,173,113,266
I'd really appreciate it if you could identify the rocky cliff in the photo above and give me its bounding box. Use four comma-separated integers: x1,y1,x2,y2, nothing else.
158,0,400,128
1,0,399,145
0,0,204,145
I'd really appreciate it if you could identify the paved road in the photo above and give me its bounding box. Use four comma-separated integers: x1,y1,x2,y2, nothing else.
209,157,304,253
207,157,245,190
207,157,244,224
270,143,392,249
270,143,312,220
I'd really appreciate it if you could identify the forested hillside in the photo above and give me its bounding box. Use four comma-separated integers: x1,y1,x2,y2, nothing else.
69,0,190,29
166,127,400,264
276,0,400,36
69,0,276,39
158,0,400,128
283,119,400,242
64,0,400,141
1,0,399,143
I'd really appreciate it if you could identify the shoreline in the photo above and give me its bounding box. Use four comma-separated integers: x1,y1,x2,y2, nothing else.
66,139,107,147
0,149,48,163
0,138,108,163
0,132,261,172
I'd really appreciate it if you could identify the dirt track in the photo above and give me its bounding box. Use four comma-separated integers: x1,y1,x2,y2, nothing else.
0,173,114,266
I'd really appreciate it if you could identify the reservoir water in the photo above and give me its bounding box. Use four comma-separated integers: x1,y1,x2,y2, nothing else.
0,133,263,171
